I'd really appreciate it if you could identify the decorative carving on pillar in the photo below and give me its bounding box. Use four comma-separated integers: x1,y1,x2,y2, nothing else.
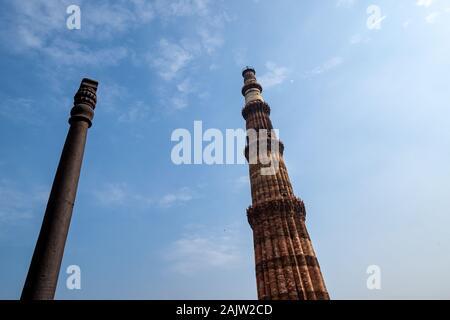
70,78,97,127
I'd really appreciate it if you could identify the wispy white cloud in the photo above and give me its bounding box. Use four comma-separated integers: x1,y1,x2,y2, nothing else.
159,187,197,207
305,56,344,77
171,97,190,110
154,0,211,18
0,180,48,224
94,184,198,209
2,1,151,66
140,0,227,114
42,40,128,66
118,101,152,123
9,0,154,41
233,48,248,67
96,83,157,123
336,0,356,8
2,0,229,86
149,27,226,80
83,0,154,38
2,0,228,69
417,0,433,8
177,78,195,94
94,183,155,209
165,225,242,275
93,183,130,206
258,62,289,88
168,78,197,110
0,98,42,125
349,33,370,45
198,28,224,55
150,39,194,81
416,0,442,25
97,82,129,113
425,12,440,24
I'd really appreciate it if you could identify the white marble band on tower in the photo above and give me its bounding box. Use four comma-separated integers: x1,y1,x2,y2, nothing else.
242,67,265,104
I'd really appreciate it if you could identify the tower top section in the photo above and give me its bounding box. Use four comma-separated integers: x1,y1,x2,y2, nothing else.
242,66,256,77
241,67,264,104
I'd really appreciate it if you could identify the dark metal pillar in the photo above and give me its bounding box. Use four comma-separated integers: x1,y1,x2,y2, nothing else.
21,78,98,300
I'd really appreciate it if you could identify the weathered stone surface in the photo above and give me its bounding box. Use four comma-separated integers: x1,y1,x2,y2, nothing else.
241,68,329,300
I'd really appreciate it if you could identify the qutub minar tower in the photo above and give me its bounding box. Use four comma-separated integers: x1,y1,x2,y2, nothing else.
241,67,329,300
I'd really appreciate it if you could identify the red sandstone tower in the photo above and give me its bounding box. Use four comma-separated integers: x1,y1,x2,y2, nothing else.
241,67,329,300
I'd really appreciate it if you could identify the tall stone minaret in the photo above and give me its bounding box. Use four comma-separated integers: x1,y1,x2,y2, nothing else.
241,67,329,300
21,78,98,300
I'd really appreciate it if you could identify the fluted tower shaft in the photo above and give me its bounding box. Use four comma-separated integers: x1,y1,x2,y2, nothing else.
21,78,98,300
241,68,329,300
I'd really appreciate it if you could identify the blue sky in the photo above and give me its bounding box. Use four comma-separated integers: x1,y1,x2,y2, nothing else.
1,0,450,299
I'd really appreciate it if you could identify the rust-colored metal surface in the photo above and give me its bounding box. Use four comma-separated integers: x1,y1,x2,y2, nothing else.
21,78,98,300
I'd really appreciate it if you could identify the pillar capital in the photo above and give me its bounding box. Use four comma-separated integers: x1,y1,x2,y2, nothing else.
69,78,98,127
